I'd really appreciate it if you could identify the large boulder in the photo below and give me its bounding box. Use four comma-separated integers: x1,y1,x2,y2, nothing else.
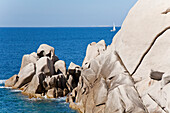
44,74,67,89
54,60,66,76
68,62,81,85
36,57,54,76
110,0,170,112
112,0,170,75
5,74,18,87
23,72,46,95
20,52,38,70
67,75,76,91
13,63,35,88
82,40,106,66
37,44,57,62
46,88,56,98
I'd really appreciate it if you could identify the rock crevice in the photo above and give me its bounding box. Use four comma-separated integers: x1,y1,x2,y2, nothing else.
132,27,170,76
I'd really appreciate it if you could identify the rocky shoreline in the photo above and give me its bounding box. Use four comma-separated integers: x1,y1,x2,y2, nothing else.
5,44,82,99
5,0,170,113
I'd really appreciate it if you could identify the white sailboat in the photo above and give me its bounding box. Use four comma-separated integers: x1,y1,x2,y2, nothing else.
110,24,116,32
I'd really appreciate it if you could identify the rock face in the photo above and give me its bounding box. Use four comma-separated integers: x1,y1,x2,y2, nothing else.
67,0,170,113
67,47,146,113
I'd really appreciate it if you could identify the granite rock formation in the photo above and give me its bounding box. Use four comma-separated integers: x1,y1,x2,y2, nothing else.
5,44,80,99
67,0,170,112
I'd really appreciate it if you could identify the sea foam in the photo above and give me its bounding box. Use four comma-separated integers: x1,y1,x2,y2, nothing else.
0,79,6,84
11,89,22,92
0,86,11,89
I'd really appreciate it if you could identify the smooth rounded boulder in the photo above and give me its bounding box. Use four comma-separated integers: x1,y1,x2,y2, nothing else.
20,52,38,70
13,63,35,89
54,60,66,76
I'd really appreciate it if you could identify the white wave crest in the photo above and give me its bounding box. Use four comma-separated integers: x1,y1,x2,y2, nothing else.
11,89,22,92
26,98,43,101
26,95,67,102
57,96,67,101
0,79,7,84
0,86,11,89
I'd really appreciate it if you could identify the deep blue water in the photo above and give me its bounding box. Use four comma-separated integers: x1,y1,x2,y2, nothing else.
0,27,120,113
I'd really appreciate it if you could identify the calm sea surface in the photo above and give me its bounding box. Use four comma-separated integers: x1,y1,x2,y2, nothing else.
0,27,120,113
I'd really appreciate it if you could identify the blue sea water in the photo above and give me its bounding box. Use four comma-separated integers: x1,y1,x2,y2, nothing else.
0,27,120,113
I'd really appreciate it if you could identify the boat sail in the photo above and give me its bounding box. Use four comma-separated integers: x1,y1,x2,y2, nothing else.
110,24,116,32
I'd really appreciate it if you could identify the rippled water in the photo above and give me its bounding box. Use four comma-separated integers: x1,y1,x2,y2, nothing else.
0,27,120,112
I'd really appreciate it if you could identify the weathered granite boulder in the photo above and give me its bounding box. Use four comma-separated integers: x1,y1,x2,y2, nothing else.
23,72,46,95
37,44,57,62
67,75,76,91
36,57,54,76
20,52,38,70
45,74,67,89
67,62,81,87
5,74,18,87
13,63,35,89
41,74,68,98
68,49,146,113
111,0,170,112
46,87,64,98
46,88,56,98
82,40,106,66
54,60,66,76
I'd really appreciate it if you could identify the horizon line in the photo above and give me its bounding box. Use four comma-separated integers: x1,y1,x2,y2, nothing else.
0,25,121,28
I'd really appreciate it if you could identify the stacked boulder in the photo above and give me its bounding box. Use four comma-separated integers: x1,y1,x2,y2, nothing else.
5,44,81,98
